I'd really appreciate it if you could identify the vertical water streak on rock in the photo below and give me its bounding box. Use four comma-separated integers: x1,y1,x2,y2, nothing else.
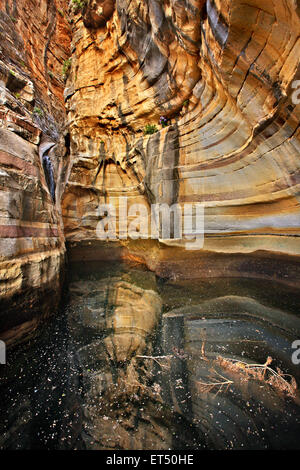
43,153,56,203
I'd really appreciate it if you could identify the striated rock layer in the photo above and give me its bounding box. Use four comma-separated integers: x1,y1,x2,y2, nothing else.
62,0,300,282
1,0,300,344
0,0,71,345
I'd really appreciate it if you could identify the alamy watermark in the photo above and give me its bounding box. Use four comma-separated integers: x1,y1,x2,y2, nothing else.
0,340,6,364
96,197,205,250
292,340,300,365
291,80,300,104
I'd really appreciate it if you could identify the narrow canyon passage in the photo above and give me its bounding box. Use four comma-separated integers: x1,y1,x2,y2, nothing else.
0,0,300,453
1,259,300,450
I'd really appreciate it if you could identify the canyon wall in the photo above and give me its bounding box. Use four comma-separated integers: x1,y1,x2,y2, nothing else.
1,0,300,344
0,0,71,344
62,0,300,284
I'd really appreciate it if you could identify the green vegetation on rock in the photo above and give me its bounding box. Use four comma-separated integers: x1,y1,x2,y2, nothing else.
144,124,158,135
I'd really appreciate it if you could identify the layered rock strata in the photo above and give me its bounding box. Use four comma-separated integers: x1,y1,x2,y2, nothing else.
1,0,300,343
62,0,300,280
0,0,71,344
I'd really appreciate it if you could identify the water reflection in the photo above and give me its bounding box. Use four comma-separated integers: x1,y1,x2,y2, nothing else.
0,261,300,449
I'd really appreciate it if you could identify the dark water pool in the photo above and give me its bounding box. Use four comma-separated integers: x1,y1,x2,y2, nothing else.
1,260,300,450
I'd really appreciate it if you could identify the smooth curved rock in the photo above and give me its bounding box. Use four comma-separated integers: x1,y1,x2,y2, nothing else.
62,0,300,276
1,0,300,343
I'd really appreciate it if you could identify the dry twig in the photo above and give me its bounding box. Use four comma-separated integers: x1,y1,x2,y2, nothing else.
136,355,171,368
216,356,298,398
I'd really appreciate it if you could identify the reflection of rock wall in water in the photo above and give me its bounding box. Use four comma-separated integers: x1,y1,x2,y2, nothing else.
64,265,300,450
1,262,300,450
67,270,173,449
158,295,300,450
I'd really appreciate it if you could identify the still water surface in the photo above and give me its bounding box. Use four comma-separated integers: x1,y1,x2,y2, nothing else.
1,261,300,449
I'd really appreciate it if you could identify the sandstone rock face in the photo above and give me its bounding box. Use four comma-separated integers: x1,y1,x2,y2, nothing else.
0,0,71,345
1,0,300,343
62,0,300,280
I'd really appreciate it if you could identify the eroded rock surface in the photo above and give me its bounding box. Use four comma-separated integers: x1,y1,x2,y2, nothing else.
0,0,71,344
62,0,300,278
1,0,300,339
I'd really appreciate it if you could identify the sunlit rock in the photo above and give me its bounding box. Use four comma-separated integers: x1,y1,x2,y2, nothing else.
62,0,300,275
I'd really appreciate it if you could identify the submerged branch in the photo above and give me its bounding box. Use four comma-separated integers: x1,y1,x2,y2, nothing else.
136,355,172,368
216,356,298,398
